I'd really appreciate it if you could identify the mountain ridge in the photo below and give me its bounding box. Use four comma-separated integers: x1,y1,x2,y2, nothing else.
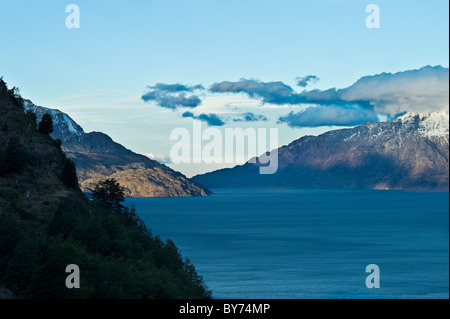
0,79,211,299
23,100,209,197
193,111,449,191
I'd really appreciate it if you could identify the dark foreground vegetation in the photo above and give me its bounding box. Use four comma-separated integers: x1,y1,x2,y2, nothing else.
0,78,211,298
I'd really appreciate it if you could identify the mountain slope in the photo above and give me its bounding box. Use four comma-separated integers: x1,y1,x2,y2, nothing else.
193,112,449,190
24,100,208,197
0,79,211,299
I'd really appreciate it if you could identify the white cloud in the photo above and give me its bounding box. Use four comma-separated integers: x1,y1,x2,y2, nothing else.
339,65,449,115
145,152,172,164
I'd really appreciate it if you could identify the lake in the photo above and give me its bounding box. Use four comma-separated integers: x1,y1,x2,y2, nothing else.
125,189,449,299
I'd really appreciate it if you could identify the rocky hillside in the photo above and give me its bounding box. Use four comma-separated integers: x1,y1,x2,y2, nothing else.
0,79,211,299
193,112,449,190
24,100,208,197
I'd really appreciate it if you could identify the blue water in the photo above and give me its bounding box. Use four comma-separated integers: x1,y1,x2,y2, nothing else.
126,189,449,299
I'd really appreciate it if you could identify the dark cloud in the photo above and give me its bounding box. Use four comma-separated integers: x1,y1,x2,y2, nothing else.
296,75,319,87
141,83,204,109
198,114,225,126
210,79,293,104
152,83,205,92
209,78,348,106
142,91,202,109
182,111,225,126
182,111,195,118
233,112,268,122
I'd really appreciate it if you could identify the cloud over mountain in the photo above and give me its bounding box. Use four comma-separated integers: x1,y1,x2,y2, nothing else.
209,66,449,127
145,152,173,164
142,66,449,128
334,65,449,115
278,105,391,128
210,66,448,112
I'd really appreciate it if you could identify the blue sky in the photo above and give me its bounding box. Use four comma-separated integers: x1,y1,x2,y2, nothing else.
0,0,448,176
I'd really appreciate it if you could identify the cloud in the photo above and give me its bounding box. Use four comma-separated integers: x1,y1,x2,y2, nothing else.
182,111,195,118
208,78,366,106
278,104,394,128
182,111,225,126
141,83,204,109
151,83,204,92
209,66,449,127
210,79,293,104
291,66,449,114
145,153,172,164
296,75,319,87
143,66,448,128
142,91,202,108
233,112,268,122
198,114,225,126
210,66,449,114
336,65,449,115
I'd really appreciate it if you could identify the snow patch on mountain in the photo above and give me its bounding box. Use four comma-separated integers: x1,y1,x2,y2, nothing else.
395,111,449,139
23,99,84,140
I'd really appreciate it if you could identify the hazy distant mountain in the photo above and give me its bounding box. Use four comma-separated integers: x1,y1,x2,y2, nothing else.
193,112,449,191
24,100,209,197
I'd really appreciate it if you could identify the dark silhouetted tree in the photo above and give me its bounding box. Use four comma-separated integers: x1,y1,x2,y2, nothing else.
8,86,24,108
0,77,7,95
92,178,125,213
61,158,79,190
38,113,54,135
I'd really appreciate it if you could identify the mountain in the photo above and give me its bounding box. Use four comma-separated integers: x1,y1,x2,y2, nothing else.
193,112,449,191
23,100,208,197
0,79,211,299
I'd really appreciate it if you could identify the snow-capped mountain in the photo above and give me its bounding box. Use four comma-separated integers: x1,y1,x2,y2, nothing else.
193,111,449,190
24,100,208,197
24,99,84,144
395,111,449,140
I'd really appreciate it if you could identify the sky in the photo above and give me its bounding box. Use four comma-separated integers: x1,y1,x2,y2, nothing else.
0,0,449,177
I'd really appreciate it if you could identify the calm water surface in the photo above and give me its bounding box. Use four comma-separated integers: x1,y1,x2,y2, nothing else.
126,189,449,299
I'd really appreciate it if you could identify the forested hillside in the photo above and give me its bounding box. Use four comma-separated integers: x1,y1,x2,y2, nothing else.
0,78,211,299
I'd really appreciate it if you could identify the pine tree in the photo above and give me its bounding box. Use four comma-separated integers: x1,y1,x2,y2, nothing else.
61,158,79,189
38,113,54,135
